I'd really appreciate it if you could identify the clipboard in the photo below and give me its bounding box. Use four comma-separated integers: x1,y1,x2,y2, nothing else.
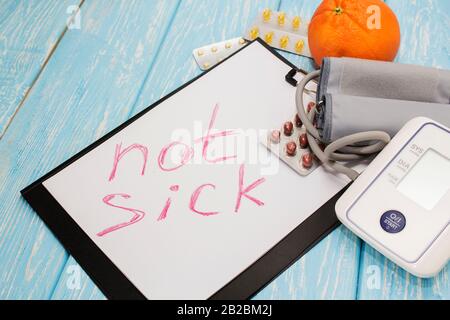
21,39,348,300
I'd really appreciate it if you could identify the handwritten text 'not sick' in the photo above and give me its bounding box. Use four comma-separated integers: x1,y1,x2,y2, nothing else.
97,104,266,237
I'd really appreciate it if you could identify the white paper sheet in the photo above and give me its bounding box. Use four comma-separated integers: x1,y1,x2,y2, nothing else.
44,41,349,299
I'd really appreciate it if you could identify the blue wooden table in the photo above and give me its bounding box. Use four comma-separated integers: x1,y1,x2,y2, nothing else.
0,0,448,300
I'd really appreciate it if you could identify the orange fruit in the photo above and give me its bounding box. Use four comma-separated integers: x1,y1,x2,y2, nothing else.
308,0,401,66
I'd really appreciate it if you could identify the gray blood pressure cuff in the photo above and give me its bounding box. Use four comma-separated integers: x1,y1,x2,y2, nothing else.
316,57,450,143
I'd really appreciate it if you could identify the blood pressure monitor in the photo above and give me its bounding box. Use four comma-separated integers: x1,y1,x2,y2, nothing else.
336,117,450,278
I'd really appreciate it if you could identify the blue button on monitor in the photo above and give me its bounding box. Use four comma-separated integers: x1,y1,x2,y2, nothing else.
380,210,406,233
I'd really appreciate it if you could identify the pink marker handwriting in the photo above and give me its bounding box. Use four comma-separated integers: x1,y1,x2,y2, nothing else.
157,185,180,221
235,164,266,213
97,194,146,237
200,103,237,163
189,183,219,216
157,198,172,221
108,104,236,181
108,143,148,181
158,141,194,172
98,104,266,237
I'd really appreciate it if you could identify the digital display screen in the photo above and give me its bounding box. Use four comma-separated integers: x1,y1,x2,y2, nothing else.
397,149,450,210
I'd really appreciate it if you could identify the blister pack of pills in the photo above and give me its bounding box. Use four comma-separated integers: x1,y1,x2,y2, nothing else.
193,37,247,70
262,102,318,176
244,9,311,58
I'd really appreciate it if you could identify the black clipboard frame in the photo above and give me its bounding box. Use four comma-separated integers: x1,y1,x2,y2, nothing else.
21,39,346,300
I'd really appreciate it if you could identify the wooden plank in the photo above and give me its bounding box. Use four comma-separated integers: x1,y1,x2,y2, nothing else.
357,0,450,300
255,226,360,299
0,0,82,299
0,0,179,299
0,0,82,136
51,0,280,299
389,0,450,68
51,256,106,300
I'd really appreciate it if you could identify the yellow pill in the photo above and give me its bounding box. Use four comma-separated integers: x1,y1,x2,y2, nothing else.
295,39,305,53
197,49,204,57
280,35,289,49
239,38,246,45
292,16,301,30
262,8,271,22
249,27,259,40
278,12,286,26
211,46,218,53
203,62,210,69
225,42,232,49
264,32,274,44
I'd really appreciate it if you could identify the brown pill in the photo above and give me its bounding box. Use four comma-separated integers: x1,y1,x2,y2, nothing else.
286,141,297,157
319,142,326,151
295,114,302,128
299,133,308,149
307,102,316,112
302,153,313,169
283,121,294,136
270,130,281,144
